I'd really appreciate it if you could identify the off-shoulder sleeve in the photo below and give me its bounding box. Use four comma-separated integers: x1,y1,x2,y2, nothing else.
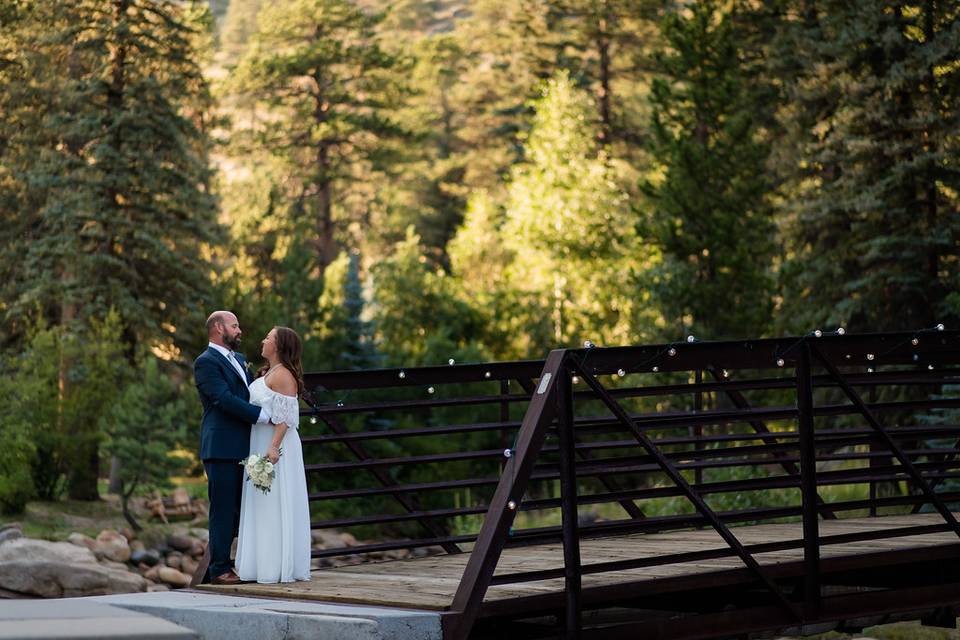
269,393,301,430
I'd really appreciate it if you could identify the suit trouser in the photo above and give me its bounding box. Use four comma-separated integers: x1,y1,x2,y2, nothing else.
204,459,244,579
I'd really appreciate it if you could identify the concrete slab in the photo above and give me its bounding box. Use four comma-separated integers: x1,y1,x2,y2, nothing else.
0,600,197,639
84,591,443,640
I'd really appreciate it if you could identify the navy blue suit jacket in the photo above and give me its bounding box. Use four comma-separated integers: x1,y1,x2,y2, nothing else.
194,347,260,461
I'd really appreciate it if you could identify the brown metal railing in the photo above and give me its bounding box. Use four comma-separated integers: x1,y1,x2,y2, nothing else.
300,329,960,639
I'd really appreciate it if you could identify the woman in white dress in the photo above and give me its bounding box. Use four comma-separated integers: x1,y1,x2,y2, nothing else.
235,326,312,584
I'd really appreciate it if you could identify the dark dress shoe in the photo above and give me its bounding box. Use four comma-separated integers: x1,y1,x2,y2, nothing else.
211,571,242,585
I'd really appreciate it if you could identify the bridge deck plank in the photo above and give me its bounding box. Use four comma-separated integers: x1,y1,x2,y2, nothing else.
197,513,960,613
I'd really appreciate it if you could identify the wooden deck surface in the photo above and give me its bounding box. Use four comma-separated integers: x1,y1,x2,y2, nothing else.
197,513,960,612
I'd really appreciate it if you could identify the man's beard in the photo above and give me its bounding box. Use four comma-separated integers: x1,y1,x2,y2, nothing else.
225,334,242,351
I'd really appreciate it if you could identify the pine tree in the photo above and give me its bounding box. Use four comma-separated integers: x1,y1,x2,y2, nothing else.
500,72,644,353
776,0,960,332
0,0,221,498
315,252,379,370
642,0,775,341
226,0,409,277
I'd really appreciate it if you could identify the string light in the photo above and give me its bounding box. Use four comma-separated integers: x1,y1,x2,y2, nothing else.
652,366,659,372
583,340,595,349
335,401,344,408
777,358,785,367
617,368,626,377
571,375,580,384
722,369,730,378
867,367,874,373
668,348,677,356
448,358,456,365
507,500,517,510
837,328,846,335
427,386,435,394
503,449,512,458
912,338,920,346
913,354,920,361
937,323,945,331
484,371,492,379
929,364,935,370
814,330,823,338
866,354,875,361
398,370,406,379
687,335,696,343
310,416,318,424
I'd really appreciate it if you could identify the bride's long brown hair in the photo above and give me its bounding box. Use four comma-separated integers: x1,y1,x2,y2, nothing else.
257,326,304,396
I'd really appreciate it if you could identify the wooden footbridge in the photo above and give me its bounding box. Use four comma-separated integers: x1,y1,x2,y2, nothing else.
208,329,960,639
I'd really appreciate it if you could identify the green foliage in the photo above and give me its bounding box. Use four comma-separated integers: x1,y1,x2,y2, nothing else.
3,314,128,501
100,357,191,530
642,0,775,340
315,252,380,370
775,0,960,333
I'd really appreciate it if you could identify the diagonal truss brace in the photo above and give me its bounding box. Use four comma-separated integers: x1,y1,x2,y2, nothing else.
568,355,802,621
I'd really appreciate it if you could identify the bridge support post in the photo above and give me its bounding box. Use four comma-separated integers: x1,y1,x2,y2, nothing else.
557,360,582,639
797,339,820,611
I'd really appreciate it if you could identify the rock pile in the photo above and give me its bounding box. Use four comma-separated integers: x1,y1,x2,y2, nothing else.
0,522,208,598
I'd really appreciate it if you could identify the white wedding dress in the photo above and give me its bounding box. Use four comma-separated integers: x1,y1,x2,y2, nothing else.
235,376,312,583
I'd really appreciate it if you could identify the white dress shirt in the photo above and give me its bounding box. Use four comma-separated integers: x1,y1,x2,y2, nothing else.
208,342,270,424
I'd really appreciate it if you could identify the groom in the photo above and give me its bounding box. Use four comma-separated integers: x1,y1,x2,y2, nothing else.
192,310,271,585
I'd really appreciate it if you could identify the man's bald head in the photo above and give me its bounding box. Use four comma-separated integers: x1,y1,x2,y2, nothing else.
206,310,242,350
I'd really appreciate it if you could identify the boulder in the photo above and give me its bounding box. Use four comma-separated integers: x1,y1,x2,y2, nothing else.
157,566,191,588
180,555,198,577
130,548,161,567
95,530,131,563
0,559,147,598
66,532,98,552
311,530,342,548
0,538,97,566
0,527,22,546
167,534,194,553
165,551,183,570
188,528,209,543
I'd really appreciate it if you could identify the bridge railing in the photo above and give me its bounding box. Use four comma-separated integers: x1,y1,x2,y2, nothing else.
300,330,960,638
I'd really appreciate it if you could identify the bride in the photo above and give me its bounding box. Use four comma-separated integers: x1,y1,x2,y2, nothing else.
235,326,312,583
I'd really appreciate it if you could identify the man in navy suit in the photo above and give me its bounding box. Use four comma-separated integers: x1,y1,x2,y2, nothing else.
193,310,271,585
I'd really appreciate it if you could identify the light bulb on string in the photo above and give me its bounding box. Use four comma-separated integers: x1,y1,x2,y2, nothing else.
929,364,935,370
722,369,730,378
448,358,456,365
507,500,517,510
687,335,696,343
652,366,659,372
913,354,920,361
867,354,875,361
484,371,492,379
937,323,945,331
912,338,919,346
398,370,406,379
335,401,344,408
427,386,435,394
503,449,512,458
814,330,823,338
867,367,874,373
837,327,846,335
777,358,785,367
668,348,677,357
571,375,580,384
617,369,626,377
310,416,318,424
583,340,595,349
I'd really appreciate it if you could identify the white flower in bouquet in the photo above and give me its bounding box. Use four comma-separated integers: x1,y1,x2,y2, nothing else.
240,449,282,494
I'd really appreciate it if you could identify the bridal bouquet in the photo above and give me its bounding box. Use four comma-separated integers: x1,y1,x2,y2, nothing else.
240,450,282,494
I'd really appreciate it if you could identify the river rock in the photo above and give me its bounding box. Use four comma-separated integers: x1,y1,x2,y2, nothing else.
95,530,131,563
167,534,195,553
0,538,147,597
66,533,97,552
131,549,160,567
0,527,22,545
165,551,183,570
180,555,198,577
157,566,191,588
